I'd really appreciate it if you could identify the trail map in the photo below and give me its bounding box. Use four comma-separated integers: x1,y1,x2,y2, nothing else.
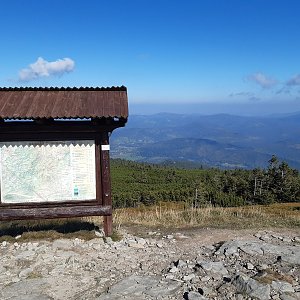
0,140,96,203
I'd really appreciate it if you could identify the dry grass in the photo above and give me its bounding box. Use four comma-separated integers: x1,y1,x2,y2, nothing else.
254,268,294,284
112,202,300,230
0,203,299,240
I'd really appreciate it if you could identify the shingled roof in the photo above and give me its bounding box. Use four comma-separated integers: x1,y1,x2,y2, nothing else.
0,86,128,119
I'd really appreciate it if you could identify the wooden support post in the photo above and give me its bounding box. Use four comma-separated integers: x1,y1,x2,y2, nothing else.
100,132,113,236
103,215,113,236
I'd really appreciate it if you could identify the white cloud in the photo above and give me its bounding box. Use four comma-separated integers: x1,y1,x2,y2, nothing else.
247,72,277,89
19,57,75,81
287,74,300,86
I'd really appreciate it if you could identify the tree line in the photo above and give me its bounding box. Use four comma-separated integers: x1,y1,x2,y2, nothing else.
110,156,300,208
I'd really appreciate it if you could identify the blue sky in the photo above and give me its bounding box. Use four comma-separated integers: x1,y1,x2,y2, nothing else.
0,0,300,115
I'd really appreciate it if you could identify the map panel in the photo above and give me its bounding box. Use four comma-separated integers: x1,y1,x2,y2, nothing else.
0,140,96,203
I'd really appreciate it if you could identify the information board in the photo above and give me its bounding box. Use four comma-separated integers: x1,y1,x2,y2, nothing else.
0,140,96,203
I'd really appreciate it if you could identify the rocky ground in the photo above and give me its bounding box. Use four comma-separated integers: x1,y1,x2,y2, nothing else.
0,228,299,300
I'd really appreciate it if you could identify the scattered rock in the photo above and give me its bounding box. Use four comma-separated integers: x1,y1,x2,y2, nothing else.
0,229,299,299
127,238,145,249
19,268,34,278
183,274,195,281
148,231,156,236
246,262,255,270
176,233,189,239
169,266,178,273
94,230,104,238
156,242,163,248
175,259,187,268
105,237,113,245
52,239,74,250
184,291,208,300
135,237,146,246
200,275,211,282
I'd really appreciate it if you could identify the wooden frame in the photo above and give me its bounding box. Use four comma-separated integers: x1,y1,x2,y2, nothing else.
0,118,124,236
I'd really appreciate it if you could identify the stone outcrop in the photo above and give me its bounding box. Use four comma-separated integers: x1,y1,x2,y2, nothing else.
0,230,299,299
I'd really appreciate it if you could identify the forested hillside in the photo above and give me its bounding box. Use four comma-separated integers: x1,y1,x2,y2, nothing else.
110,113,300,169
110,156,300,208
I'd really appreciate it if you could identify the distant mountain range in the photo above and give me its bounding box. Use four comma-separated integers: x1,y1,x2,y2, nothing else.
110,112,300,169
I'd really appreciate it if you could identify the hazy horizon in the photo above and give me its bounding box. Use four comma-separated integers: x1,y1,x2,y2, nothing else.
130,100,300,117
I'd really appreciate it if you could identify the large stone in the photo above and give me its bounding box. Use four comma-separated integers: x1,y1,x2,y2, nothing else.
233,273,270,300
198,261,228,276
218,240,300,265
280,294,299,300
271,281,294,294
0,279,51,300
239,241,264,255
217,240,240,256
97,275,182,299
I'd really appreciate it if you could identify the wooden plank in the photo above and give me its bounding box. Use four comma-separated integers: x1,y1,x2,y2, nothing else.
0,205,111,221
0,200,99,209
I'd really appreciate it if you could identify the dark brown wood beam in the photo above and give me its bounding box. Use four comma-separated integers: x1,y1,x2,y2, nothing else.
0,205,111,221
0,120,125,134
101,132,113,236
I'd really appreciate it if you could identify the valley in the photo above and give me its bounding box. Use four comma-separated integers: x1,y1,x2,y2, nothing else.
110,112,300,169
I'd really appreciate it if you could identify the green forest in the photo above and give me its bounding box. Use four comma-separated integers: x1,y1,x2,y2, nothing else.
110,155,300,208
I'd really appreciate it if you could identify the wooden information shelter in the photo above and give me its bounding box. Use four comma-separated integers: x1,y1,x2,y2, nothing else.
0,86,128,236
